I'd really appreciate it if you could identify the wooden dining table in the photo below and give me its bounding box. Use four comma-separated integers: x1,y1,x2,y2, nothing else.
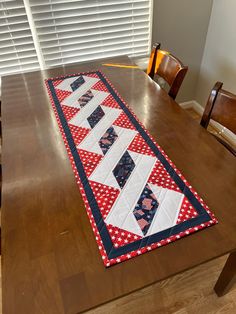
2,56,236,314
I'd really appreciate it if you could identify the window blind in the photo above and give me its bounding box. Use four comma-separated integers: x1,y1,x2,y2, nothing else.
0,0,39,75
29,0,152,68
0,0,152,75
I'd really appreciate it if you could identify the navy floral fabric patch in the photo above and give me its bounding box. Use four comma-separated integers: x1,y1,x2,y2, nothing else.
99,127,118,155
113,151,135,189
70,76,85,91
87,105,105,128
133,184,159,235
78,89,94,108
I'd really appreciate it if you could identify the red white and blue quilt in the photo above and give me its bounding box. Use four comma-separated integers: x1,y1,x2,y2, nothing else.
46,71,218,267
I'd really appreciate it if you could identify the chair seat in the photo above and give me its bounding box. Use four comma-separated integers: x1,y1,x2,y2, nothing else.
211,133,236,157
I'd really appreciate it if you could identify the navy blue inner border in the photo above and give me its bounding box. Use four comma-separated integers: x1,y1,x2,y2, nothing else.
47,71,212,259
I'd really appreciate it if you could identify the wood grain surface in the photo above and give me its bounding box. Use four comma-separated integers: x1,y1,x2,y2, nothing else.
87,255,236,314
2,56,236,314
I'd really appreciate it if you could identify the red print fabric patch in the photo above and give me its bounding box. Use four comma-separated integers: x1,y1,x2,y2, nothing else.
45,71,217,267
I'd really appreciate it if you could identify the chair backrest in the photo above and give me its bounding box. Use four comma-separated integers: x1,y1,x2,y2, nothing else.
201,82,236,135
147,43,188,100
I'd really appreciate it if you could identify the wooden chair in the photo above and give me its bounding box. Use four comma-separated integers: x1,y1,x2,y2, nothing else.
200,82,236,156
147,43,188,100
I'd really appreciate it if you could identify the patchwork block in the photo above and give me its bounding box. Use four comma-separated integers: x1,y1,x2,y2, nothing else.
46,71,218,267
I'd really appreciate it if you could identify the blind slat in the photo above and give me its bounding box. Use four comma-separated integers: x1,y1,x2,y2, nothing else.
35,14,149,29
31,2,150,15
32,8,150,22
30,0,148,7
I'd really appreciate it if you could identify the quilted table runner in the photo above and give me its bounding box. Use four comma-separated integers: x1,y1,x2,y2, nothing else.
46,71,217,267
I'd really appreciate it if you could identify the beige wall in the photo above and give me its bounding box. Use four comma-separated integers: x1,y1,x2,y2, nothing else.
195,0,236,107
152,0,213,102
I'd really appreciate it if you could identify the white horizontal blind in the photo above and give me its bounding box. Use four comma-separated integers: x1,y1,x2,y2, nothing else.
0,0,40,75
29,0,152,68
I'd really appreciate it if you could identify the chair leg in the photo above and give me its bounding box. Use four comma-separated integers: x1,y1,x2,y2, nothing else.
214,252,236,296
